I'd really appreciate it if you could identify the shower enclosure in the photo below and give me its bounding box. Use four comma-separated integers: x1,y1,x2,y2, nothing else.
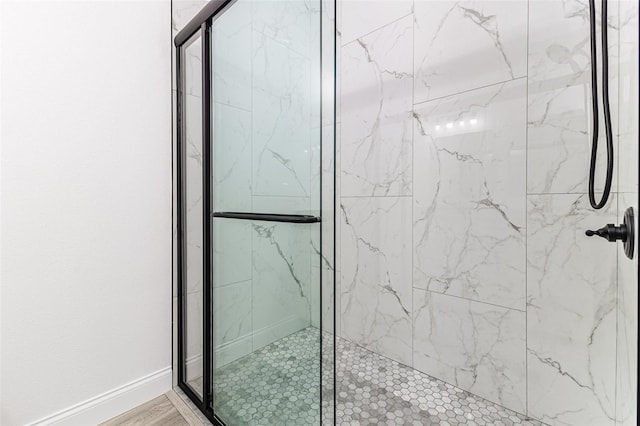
175,0,336,424
174,0,638,425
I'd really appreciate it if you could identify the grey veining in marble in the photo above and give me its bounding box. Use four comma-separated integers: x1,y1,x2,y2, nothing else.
413,290,526,414
413,79,527,311
340,196,412,366
527,194,617,425
414,0,527,103
341,15,413,197
527,0,620,195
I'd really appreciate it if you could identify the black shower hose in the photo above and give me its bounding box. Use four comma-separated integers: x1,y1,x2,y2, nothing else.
588,0,614,209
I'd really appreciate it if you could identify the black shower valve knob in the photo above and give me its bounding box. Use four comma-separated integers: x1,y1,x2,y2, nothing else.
585,223,627,242
584,207,634,260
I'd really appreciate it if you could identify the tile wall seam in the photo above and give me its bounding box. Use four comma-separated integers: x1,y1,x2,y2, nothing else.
413,76,528,107
214,278,253,289
413,287,527,314
212,101,251,114
340,11,414,47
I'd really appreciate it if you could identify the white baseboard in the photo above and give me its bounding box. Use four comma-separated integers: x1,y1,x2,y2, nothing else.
25,367,172,426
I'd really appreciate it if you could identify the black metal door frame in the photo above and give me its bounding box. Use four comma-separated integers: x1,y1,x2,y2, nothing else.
175,2,233,424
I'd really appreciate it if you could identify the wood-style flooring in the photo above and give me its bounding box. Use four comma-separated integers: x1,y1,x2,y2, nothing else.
100,390,204,426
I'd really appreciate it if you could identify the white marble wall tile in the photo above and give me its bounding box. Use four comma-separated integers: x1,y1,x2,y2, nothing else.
171,0,208,91
527,0,619,195
183,36,203,98
213,103,252,212
311,125,335,270
311,266,321,328
340,0,412,45
413,79,527,310
527,194,617,426
341,15,413,197
252,0,313,58
311,127,322,215
252,195,312,215
321,0,337,128
252,221,312,349
212,219,252,287
213,280,253,365
321,263,336,334
340,196,412,365
252,29,311,100
311,264,335,333
413,289,526,413
172,0,209,37
413,0,527,104
252,31,312,198
617,0,639,194
616,194,638,426
185,92,203,295
212,0,252,110
185,290,203,384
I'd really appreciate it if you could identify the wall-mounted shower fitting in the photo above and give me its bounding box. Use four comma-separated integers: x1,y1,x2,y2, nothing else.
587,0,614,210
585,207,635,259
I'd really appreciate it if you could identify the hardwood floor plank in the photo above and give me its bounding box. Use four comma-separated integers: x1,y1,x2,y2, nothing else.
165,390,204,426
100,395,189,426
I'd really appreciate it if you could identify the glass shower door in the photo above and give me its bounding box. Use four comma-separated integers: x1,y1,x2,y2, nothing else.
206,0,332,424
176,0,335,422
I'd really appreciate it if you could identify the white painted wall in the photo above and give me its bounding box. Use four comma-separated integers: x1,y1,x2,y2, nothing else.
0,1,172,425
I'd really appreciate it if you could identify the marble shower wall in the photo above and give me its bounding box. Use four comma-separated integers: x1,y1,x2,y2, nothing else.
338,0,638,424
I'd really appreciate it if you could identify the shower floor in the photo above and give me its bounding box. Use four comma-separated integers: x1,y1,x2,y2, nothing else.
191,327,545,425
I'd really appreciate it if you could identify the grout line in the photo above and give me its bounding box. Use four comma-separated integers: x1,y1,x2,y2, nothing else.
340,11,414,47
413,287,528,313
212,100,251,114
413,76,528,107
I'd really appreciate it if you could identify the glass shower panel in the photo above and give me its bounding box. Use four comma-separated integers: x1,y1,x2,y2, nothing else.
208,0,330,424
181,33,204,398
